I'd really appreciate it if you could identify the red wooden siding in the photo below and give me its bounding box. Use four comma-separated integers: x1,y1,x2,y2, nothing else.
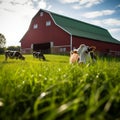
72,36,120,56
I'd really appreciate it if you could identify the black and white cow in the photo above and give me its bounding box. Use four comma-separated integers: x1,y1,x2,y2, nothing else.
5,50,25,61
33,51,46,61
77,44,97,63
88,46,97,62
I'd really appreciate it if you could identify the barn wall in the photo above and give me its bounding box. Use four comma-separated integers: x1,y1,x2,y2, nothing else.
21,10,70,53
72,36,120,56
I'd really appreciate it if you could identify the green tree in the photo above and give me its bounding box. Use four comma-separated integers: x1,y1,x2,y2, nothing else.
0,33,6,48
7,46,20,51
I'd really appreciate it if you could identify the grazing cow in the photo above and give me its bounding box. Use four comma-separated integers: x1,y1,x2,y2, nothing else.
5,50,25,61
33,51,46,61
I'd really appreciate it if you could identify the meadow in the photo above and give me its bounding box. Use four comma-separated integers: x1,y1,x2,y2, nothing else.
0,54,120,120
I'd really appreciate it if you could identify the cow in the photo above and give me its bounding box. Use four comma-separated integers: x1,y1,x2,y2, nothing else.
88,46,97,62
33,51,46,61
69,49,79,64
5,50,25,61
77,44,97,64
70,44,96,64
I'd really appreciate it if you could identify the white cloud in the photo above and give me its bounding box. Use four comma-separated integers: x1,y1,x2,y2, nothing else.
108,28,120,40
0,0,29,6
38,0,52,10
0,0,37,16
60,0,103,5
84,0,103,8
38,0,47,9
90,18,120,27
72,0,103,9
103,19,120,26
109,28,120,33
82,10,115,18
0,0,50,11
60,0,103,9
90,20,102,26
79,0,103,5
59,0,79,4
72,4,82,9
116,4,120,8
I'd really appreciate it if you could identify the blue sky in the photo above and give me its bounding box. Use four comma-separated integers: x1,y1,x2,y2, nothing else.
0,0,120,46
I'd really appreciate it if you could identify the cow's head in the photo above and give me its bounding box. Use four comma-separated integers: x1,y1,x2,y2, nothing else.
20,56,25,60
88,46,96,52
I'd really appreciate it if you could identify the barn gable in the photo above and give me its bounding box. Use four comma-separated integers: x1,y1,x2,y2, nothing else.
44,9,120,44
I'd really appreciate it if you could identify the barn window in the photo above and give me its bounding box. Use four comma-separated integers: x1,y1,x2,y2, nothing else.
46,21,51,26
33,24,38,29
40,12,43,16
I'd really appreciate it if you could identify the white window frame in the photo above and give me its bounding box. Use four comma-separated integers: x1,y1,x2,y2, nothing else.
33,24,38,29
46,21,51,26
40,12,43,16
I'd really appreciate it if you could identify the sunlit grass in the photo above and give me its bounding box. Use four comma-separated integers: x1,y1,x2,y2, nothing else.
0,54,120,120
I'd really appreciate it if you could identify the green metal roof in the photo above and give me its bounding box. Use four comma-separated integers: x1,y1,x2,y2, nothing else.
47,10,120,44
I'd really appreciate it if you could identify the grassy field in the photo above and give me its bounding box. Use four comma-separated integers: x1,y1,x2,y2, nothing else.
0,54,120,120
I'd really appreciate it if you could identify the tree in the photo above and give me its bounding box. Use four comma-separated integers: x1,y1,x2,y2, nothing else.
0,33,6,48
7,46,20,51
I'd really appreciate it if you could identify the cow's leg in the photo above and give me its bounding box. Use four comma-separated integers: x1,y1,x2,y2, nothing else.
39,52,45,61
90,52,97,62
5,52,8,61
41,55,46,61
15,52,22,60
39,54,46,61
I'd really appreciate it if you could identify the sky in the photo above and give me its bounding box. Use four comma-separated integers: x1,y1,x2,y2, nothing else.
0,0,120,47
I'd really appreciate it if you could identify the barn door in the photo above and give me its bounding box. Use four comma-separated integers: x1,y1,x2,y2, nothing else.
33,42,51,54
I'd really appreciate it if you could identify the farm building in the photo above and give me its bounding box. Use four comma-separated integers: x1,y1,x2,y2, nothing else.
20,9,120,56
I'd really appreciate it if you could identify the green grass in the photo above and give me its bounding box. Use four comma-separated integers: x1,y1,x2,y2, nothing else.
0,54,120,120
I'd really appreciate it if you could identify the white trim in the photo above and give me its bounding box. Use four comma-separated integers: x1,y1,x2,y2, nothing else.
31,44,33,49
50,42,54,47
70,35,72,51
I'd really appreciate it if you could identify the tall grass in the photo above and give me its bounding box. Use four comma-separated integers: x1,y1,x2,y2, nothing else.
0,54,120,120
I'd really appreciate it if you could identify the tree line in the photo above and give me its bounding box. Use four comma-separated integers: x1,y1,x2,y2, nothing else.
0,33,20,54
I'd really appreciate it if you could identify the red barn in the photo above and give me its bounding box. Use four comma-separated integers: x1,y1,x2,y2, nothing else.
20,9,120,56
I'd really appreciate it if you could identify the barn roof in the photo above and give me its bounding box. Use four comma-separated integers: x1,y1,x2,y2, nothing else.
42,9,120,44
